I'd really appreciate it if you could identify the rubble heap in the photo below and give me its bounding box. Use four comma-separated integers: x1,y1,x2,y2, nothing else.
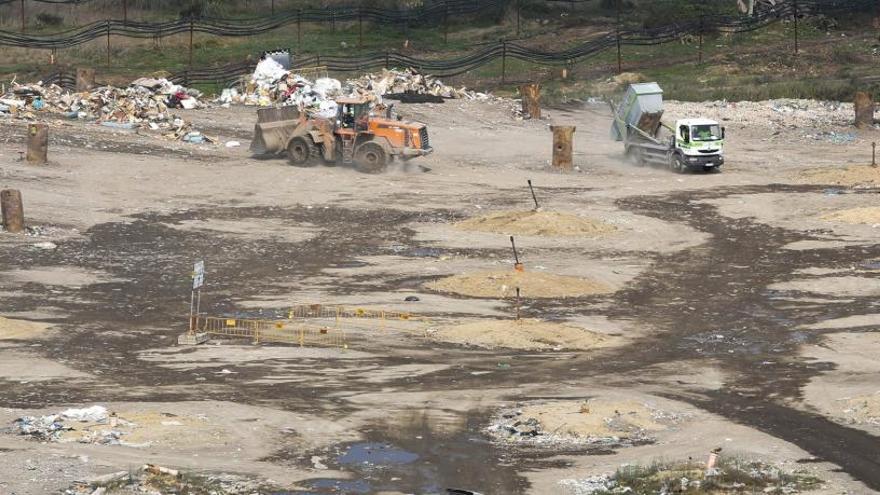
218,57,491,114
0,77,207,142
65,465,276,495
12,405,129,445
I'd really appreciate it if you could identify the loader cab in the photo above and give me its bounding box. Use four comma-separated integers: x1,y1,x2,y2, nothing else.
336,97,371,132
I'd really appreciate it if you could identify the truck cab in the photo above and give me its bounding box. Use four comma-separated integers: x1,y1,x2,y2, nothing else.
674,118,725,170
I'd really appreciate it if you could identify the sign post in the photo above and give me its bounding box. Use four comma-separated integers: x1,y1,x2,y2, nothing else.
181,260,209,345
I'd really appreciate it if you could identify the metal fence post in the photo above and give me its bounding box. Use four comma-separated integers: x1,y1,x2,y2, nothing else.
106,20,111,67
297,9,302,50
698,14,704,64
189,17,194,67
358,8,363,48
501,40,507,84
20,0,25,32
793,0,798,55
616,0,622,74
516,0,521,37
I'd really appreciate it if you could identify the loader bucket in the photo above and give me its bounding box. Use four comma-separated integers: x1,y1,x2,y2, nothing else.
250,106,302,155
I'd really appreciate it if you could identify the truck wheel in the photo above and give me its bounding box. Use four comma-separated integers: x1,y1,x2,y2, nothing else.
674,157,688,174
354,142,388,173
287,137,318,167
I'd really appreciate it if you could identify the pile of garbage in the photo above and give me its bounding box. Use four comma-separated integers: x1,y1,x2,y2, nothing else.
11,405,128,445
65,465,276,495
217,57,491,115
666,99,858,136
0,77,208,142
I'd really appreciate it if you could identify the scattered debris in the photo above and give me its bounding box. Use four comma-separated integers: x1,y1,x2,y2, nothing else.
63,464,277,495
559,459,822,495
488,399,688,448
227,60,492,114
0,77,207,142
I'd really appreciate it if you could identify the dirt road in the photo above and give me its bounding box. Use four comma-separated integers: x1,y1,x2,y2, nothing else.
0,98,878,494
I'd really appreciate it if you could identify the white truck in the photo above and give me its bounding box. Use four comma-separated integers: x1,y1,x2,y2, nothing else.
611,82,725,173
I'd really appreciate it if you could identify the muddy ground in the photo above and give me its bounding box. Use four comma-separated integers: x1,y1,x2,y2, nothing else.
0,97,879,494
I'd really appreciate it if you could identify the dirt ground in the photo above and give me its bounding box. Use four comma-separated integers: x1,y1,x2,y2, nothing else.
0,95,879,494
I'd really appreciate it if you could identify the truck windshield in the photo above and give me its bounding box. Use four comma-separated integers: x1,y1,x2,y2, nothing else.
691,124,721,141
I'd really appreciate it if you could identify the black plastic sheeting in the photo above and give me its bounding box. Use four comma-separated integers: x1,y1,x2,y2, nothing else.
32,0,873,88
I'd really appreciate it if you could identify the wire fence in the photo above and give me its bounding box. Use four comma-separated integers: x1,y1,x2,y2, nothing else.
32,0,876,88
0,0,508,48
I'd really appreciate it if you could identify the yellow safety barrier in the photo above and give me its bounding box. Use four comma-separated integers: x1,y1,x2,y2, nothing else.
194,316,347,348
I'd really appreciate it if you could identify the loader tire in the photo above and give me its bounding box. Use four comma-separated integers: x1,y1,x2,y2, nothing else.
287,136,319,167
354,141,388,174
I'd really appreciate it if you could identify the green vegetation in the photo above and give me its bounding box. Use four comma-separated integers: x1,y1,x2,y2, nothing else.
0,1,876,103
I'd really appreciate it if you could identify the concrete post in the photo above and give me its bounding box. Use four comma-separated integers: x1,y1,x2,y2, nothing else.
551,125,575,171
75,68,95,92
520,83,541,120
0,189,24,234
26,123,48,165
855,91,874,128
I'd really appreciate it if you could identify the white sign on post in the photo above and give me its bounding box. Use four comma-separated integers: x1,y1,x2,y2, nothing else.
193,260,205,290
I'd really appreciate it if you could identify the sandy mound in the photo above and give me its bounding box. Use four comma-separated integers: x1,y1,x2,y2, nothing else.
521,400,670,439
837,393,880,426
426,269,610,298
456,210,615,237
800,165,880,186
820,207,880,225
0,316,48,340
430,318,608,350
489,398,688,445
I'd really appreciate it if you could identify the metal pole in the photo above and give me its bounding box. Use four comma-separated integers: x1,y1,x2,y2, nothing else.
189,18,194,67
698,14,703,65
873,142,877,167
793,0,798,55
616,0,622,74
501,40,507,84
106,21,111,67
297,9,302,51
385,50,390,69
271,0,275,15
444,3,449,44
515,287,521,321
527,179,539,209
358,9,363,49
189,289,196,332
123,0,127,24
516,0,521,38
20,0,25,32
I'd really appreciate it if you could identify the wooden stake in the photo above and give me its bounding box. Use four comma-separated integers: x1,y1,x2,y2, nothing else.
855,92,874,128
550,125,575,171
26,123,48,165
520,83,541,119
0,189,24,234
76,67,96,92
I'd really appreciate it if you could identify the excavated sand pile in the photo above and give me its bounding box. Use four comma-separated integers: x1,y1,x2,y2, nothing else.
820,207,880,225
426,269,610,298
519,399,671,440
456,210,616,237
431,318,608,350
0,316,48,340
837,393,880,426
800,165,880,187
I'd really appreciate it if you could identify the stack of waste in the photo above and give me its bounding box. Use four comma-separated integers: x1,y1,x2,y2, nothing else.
11,405,127,445
64,465,276,495
0,77,208,142
218,57,491,115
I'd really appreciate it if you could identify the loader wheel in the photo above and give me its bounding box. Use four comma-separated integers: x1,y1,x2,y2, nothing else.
287,137,318,167
354,142,388,174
